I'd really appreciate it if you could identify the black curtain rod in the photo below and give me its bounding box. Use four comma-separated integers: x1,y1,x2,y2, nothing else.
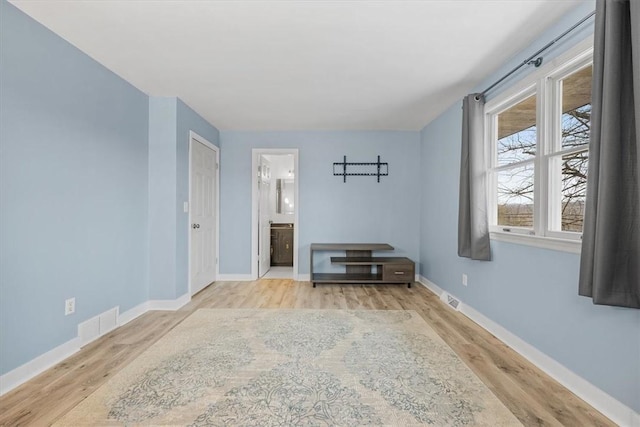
476,10,596,100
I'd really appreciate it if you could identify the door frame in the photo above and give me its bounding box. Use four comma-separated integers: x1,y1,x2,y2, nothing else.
251,148,299,281
188,131,220,296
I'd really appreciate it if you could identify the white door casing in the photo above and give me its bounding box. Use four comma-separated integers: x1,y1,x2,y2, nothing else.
251,148,299,281
258,156,271,277
190,136,218,295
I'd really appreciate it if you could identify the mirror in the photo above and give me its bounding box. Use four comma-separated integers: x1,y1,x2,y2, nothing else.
276,179,294,215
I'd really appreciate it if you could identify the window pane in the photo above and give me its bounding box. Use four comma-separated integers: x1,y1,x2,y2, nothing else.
561,150,588,232
497,163,534,228
497,94,536,166
561,65,592,150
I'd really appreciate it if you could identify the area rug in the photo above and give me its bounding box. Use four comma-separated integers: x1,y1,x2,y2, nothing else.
55,309,521,426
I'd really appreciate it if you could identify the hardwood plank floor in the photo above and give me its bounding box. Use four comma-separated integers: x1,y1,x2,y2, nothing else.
0,280,615,426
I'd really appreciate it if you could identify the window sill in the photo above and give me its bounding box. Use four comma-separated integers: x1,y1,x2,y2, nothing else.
490,231,581,254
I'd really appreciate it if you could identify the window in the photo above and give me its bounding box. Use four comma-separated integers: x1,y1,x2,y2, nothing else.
485,44,593,251
495,92,537,230
549,65,591,235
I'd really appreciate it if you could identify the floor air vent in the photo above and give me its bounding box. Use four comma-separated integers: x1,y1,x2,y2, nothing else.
440,292,462,311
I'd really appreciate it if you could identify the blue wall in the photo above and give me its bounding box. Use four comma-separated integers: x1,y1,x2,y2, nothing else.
419,2,639,412
0,1,149,374
219,131,421,275
148,98,178,299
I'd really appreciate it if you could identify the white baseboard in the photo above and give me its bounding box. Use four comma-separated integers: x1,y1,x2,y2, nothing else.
223,272,418,283
296,274,418,283
0,337,81,396
416,275,640,427
118,300,150,326
217,274,254,281
418,274,444,295
0,293,191,397
148,292,190,311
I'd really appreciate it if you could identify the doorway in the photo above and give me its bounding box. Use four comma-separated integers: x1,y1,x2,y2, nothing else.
251,149,299,280
189,132,219,296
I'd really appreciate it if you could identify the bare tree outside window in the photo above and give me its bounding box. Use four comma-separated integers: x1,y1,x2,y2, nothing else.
560,106,590,231
558,65,592,232
494,65,591,232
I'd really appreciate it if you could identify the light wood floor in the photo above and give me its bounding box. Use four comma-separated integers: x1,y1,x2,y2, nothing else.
0,280,614,426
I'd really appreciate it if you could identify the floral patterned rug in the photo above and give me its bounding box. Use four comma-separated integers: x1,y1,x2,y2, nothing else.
55,309,521,426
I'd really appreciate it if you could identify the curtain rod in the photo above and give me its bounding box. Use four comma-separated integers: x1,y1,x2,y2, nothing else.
476,10,596,100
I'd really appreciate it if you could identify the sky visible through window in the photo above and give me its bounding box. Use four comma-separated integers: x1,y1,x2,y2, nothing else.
497,126,536,227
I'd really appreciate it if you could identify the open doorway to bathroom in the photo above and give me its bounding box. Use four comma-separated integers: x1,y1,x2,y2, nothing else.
251,149,298,280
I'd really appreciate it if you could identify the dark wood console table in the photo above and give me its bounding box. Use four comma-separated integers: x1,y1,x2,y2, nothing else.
309,243,414,288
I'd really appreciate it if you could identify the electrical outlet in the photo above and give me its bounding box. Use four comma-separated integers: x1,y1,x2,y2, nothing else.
462,274,468,286
65,297,75,315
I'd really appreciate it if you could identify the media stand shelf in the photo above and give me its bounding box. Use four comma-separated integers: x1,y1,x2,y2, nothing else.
310,243,414,288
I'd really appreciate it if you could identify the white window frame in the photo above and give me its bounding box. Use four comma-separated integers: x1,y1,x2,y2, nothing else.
484,38,593,254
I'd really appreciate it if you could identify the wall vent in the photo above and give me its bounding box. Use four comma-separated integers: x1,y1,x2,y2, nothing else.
99,307,118,335
78,316,100,346
77,306,119,346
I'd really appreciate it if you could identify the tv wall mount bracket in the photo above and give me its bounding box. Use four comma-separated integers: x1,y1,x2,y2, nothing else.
333,155,388,183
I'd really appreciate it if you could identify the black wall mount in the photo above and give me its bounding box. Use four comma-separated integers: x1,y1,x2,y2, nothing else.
333,155,388,183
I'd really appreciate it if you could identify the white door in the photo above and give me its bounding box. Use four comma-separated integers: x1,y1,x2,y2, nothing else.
190,140,217,295
258,156,271,277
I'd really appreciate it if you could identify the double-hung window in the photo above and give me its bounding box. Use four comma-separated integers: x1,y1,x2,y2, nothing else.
485,42,593,252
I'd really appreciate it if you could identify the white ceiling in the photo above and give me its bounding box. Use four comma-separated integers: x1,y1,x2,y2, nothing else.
10,0,585,131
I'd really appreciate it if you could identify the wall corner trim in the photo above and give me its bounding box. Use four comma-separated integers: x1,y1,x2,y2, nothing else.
416,275,640,427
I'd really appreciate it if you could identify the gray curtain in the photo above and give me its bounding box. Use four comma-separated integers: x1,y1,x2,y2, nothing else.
578,0,640,308
458,94,491,261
